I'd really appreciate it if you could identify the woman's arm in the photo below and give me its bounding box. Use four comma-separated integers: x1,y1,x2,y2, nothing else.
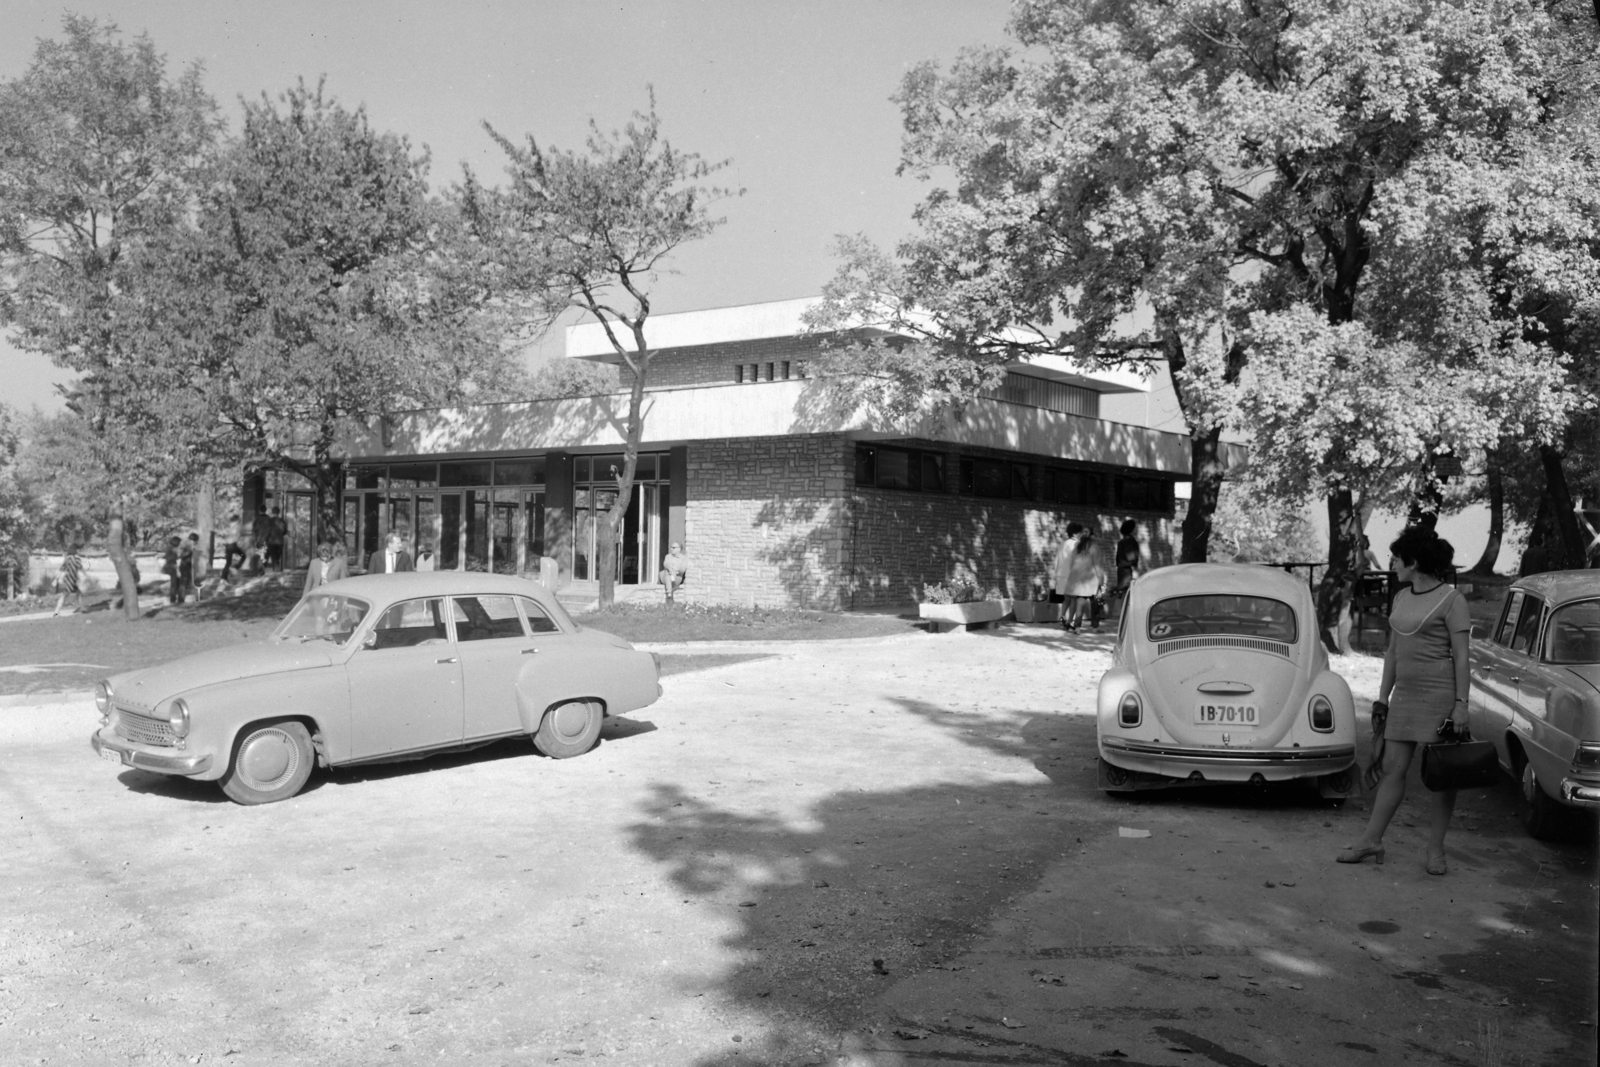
1377,637,1397,705
1450,626,1471,727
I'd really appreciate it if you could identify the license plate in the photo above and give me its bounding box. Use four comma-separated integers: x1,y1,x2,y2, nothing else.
99,746,122,763
1195,702,1259,726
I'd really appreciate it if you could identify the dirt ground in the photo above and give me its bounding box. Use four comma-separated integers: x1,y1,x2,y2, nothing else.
1,625,1595,1067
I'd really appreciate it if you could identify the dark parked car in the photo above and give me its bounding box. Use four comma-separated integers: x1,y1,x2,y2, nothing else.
1469,570,1600,837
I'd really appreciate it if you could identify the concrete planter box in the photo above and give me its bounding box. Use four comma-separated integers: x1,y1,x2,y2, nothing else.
918,599,1012,628
1011,600,1062,624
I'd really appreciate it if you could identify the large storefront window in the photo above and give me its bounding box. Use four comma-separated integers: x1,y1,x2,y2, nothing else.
341,459,546,575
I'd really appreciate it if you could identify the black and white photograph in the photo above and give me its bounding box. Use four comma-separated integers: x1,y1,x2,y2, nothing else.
1,1,1596,1064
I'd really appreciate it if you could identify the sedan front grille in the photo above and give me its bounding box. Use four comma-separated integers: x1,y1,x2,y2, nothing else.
1157,636,1292,659
115,707,175,748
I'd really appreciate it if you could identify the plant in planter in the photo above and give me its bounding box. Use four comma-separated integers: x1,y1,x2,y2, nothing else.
1012,580,1062,624
919,580,1012,627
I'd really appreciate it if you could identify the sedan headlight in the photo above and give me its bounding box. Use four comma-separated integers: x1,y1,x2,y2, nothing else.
95,680,112,718
1118,692,1142,728
168,698,191,740
1308,694,1334,733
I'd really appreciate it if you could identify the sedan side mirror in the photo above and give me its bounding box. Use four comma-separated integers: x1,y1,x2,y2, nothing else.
361,630,378,650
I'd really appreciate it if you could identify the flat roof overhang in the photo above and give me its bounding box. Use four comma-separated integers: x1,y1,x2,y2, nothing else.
339,380,1243,477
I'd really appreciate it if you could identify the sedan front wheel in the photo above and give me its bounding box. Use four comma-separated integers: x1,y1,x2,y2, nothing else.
1521,760,1567,840
221,720,315,805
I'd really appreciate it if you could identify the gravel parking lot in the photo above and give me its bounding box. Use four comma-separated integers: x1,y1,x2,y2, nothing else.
2,626,1594,1066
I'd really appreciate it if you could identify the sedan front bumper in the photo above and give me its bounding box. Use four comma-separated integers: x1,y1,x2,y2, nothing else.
1560,778,1600,807
91,729,213,776
1100,736,1356,782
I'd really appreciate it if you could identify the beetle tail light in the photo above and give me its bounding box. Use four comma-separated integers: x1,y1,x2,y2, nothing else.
1309,695,1334,733
1118,692,1142,728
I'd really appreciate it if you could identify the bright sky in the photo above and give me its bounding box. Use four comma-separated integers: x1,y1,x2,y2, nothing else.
0,0,1012,411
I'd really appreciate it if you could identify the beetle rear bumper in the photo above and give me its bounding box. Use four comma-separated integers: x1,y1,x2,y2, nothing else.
91,729,213,776
1100,736,1356,782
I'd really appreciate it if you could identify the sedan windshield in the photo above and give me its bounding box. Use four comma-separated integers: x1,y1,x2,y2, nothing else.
1148,594,1297,643
1544,599,1600,665
275,593,372,646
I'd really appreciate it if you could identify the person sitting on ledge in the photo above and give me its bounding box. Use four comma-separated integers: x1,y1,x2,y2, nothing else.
659,542,688,602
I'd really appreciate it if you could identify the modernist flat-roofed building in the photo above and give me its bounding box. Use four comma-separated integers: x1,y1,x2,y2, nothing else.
249,298,1239,608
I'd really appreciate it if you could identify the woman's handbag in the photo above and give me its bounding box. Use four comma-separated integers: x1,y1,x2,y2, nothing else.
1420,721,1500,792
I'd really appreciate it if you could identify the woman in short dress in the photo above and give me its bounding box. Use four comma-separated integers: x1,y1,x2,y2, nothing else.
1337,526,1471,875
53,544,84,616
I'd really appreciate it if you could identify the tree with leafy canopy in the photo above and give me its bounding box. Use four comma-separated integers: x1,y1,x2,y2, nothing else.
0,15,220,617
0,404,35,592
809,0,1591,648
457,98,737,607
158,80,519,548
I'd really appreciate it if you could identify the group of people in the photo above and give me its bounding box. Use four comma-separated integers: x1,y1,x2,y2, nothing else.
220,507,293,580
302,531,442,592
1051,519,1144,631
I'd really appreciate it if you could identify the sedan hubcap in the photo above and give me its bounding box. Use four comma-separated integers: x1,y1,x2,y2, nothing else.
240,729,296,786
551,702,591,741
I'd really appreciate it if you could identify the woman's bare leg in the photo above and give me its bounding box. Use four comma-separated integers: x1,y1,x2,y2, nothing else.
1353,740,1417,848
1428,787,1456,857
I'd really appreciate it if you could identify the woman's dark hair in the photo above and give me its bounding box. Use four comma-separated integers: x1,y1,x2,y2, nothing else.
1120,519,1138,537
1066,521,1084,536
1390,525,1454,580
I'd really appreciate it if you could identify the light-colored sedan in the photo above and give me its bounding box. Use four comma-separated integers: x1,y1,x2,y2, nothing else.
1469,569,1600,838
1097,563,1358,795
90,572,662,804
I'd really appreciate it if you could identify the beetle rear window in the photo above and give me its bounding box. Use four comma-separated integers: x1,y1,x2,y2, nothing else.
276,594,371,645
1148,595,1297,643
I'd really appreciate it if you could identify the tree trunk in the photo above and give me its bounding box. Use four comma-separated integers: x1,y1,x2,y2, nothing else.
1180,426,1226,563
1470,449,1504,575
105,513,141,620
1317,488,1360,653
195,475,214,582
1539,444,1586,570
595,351,649,610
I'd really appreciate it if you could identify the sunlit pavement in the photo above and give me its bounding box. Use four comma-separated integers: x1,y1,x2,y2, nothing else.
0,628,1593,1067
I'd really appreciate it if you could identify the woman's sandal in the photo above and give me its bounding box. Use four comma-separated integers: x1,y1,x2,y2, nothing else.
1425,852,1447,876
1335,844,1386,865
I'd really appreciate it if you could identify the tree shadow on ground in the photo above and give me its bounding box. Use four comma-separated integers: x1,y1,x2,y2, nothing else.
623,684,1471,1066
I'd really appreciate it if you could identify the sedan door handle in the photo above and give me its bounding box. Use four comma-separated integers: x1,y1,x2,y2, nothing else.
521,648,539,655
436,656,458,664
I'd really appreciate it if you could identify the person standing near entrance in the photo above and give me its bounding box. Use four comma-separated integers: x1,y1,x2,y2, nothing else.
265,507,288,571
367,532,413,575
1062,527,1105,632
221,514,245,580
414,540,438,572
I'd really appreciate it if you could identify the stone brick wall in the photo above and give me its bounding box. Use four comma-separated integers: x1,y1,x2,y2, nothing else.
678,432,1177,610
682,434,851,609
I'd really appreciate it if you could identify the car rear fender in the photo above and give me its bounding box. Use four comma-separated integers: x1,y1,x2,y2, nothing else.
514,647,660,733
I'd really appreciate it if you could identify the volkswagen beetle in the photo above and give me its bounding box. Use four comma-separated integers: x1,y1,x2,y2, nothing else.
90,572,662,804
1097,563,1358,795
1469,569,1600,838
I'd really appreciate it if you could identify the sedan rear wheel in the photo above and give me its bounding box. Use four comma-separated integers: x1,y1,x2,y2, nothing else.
1521,760,1567,840
533,700,603,759
221,721,314,805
